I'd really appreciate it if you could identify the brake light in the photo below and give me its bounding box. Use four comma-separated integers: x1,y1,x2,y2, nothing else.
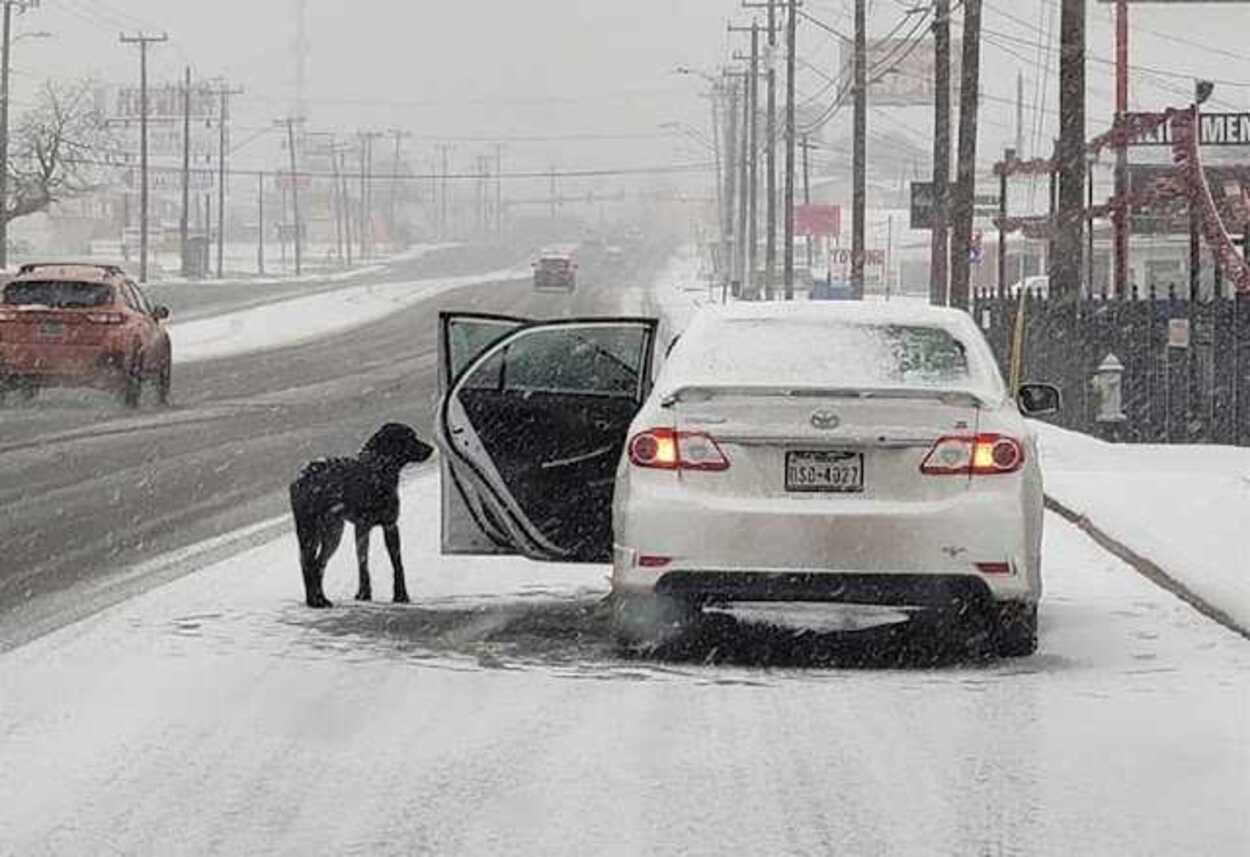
627,427,730,471
920,434,1024,475
86,312,125,324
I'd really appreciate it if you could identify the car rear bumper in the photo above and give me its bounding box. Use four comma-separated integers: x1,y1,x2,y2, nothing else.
0,346,129,388
652,570,993,609
612,482,1042,605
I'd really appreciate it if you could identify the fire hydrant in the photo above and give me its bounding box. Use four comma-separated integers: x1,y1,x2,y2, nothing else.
1090,354,1127,439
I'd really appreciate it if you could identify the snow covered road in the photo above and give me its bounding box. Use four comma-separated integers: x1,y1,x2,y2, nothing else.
2,470,1247,856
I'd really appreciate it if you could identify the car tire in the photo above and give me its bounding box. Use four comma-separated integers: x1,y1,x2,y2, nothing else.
120,351,143,409
611,592,698,651
16,383,36,402
156,358,171,406
987,602,1038,658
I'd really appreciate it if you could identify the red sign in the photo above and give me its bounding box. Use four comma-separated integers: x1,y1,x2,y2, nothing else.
795,204,841,237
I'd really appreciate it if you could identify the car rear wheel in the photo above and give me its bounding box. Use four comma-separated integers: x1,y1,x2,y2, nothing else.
156,358,171,406
611,592,698,651
120,351,143,409
986,602,1038,657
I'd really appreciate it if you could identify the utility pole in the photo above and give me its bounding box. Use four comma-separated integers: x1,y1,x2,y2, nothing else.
724,74,740,294
852,0,866,299
949,0,983,310
765,0,778,298
257,171,265,275
180,66,192,276
438,144,451,239
707,82,725,288
0,0,38,271
1051,0,1085,301
359,134,368,259
930,0,950,305
494,144,504,238
120,31,168,283
387,128,410,245
1113,0,1129,297
729,25,757,297
214,81,243,279
782,0,797,299
549,166,557,223
749,22,760,298
276,117,304,275
800,134,816,269
1016,71,1025,158
337,148,353,267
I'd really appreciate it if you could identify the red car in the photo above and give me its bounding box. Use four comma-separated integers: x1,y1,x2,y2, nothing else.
0,263,172,407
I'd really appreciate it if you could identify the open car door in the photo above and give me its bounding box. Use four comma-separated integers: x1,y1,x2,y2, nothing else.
435,312,658,563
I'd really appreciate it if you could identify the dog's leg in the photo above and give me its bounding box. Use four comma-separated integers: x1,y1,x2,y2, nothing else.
354,525,372,601
308,517,344,608
383,523,409,604
294,509,324,608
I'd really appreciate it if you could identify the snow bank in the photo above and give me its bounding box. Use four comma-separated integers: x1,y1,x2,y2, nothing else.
169,263,530,363
1036,421,1250,634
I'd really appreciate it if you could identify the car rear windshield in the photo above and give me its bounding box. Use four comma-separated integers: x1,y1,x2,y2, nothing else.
539,258,571,271
3,280,113,308
675,319,991,393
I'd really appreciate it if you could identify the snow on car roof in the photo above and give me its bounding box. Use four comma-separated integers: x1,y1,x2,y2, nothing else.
658,299,1007,401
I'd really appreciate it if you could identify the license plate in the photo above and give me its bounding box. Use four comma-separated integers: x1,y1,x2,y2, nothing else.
37,321,65,338
785,450,864,493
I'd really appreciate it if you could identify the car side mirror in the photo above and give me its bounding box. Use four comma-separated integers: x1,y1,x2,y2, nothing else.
152,305,171,322
1017,382,1061,417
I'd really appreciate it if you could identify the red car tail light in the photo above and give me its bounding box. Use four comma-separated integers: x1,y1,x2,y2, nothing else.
86,312,126,325
920,434,1024,476
628,427,730,472
975,562,1013,576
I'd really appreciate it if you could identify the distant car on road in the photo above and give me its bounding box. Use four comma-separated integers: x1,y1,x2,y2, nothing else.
0,262,172,407
532,254,577,292
434,302,1061,657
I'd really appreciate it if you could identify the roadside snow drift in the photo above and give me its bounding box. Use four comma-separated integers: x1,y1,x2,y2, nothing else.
169,264,529,363
1037,422,1250,634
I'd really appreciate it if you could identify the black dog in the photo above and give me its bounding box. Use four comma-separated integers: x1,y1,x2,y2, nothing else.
290,423,433,608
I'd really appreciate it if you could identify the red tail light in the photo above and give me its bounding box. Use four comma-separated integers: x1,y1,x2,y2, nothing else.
628,427,730,472
86,312,125,325
920,434,1024,476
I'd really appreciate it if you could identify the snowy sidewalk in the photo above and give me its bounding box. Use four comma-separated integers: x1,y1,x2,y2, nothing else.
1036,423,1250,636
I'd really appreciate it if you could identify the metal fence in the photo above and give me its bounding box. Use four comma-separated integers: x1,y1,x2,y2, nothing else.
972,287,1250,445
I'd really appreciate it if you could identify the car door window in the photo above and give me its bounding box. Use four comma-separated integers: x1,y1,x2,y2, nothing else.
499,326,646,397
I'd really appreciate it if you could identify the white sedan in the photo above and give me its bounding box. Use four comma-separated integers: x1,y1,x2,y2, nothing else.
433,302,1060,656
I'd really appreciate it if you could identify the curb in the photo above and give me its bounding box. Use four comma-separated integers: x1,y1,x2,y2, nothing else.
1044,494,1250,642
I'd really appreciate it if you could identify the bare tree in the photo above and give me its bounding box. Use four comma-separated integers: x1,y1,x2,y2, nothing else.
5,79,113,226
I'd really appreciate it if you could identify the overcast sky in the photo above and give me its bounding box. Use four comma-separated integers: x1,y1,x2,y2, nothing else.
13,1,1250,197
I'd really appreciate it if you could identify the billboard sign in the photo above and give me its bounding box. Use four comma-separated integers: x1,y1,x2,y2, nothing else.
1127,112,1250,147
795,204,841,237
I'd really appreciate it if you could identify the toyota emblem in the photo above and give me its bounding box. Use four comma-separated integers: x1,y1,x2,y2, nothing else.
810,410,840,430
